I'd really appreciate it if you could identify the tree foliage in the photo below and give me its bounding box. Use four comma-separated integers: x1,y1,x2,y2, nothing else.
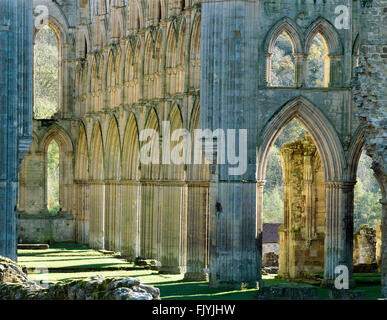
271,33,295,87
47,140,60,214
34,26,59,119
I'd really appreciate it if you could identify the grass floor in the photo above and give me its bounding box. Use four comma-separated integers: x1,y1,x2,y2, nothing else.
17,243,383,300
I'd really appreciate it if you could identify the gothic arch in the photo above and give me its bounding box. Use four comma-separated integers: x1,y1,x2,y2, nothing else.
142,107,160,180
166,104,185,180
105,117,122,180
124,37,142,103
89,121,105,180
75,123,89,181
257,96,345,182
305,17,343,55
104,116,122,251
347,126,366,181
39,125,73,154
121,113,140,180
74,123,89,244
189,13,201,89
264,17,303,55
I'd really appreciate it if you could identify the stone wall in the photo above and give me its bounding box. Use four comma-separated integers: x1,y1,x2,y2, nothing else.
18,213,75,244
353,0,387,297
353,224,377,266
278,136,325,279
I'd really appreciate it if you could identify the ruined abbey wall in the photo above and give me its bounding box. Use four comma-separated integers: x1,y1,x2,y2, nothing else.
278,136,325,279
11,0,386,295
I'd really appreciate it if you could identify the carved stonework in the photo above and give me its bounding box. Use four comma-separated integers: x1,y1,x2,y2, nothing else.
278,135,325,279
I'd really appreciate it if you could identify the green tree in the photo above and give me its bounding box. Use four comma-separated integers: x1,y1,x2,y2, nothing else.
34,25,59,119
47,140,60,214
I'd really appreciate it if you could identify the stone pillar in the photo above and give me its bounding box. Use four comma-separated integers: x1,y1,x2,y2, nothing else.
381,197,387,298
328,54,342,87
294,54,307,87
0,0,33,261
323,181,355,288
201,0,260,289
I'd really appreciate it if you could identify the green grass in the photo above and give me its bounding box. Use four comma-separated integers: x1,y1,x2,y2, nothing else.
17,244,383,300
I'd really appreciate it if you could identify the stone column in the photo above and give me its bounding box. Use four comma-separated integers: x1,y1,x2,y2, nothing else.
294,54,307,87
201,0,260,289
0,0,33,261
381,197,387,298
323,181,356,288
328,54,342,88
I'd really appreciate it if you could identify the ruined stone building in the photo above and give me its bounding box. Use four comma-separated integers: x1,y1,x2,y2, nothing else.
0,0,386,297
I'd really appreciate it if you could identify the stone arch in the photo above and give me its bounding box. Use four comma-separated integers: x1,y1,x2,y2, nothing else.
105,117,122,180
188,101,209,182
257,96,345,182
185,100,210,280
75,62,88,117
121,113,140,180
141,107,161,180
144,29,163,99
39,125,73,154
347,126,366,182
124,37,142,103
39,125,74,214
140,107,161,260
264,17,301,86
353,33,360,69
89,121,105,249
90,53,104,112
305,17,343,55
189,13,200,89
74,123,89,244
264,17,303,55
106,48,122,108
120,112,141,259
104,117,122,251
76,26,90,59
166,103,185,180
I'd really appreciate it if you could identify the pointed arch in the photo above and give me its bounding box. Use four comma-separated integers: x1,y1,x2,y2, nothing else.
105,117,122,180
347,126,366,181
305,17,343,55
257,96,345,182
121,113,140,180
189,13,201,89
142,107,160,180
75,123,89,181
124,37,141,103
89,121,104,180
144,29,163,98
39,125,73,154
264,17,303,55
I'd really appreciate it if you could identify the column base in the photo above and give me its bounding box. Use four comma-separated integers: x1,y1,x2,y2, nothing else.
183,272,209,282
209,281,259,290
159,266,186,275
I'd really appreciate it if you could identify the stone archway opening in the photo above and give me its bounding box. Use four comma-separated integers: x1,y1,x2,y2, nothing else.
353,149,383,274
261,118,326,282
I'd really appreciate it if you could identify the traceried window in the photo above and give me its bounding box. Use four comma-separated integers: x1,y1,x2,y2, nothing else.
270,32,295,87
34,25,59,119
306,33,329,87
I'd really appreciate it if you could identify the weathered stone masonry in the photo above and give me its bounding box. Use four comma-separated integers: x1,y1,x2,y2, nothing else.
0,0,385,296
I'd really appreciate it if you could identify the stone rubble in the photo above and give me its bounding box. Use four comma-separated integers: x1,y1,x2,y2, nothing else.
0,256,160,300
